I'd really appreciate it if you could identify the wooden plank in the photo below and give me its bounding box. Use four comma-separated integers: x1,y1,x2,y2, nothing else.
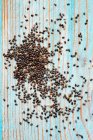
1,0,93,140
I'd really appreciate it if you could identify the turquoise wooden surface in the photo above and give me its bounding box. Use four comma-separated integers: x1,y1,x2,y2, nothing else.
1,0,93,140
0,0,2,139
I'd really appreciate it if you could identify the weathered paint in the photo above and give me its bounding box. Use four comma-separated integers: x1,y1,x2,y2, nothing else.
1,0,93,140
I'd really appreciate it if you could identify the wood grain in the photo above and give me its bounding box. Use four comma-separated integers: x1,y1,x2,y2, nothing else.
1,0,93,140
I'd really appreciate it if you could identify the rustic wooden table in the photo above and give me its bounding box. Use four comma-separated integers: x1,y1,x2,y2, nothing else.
0,0,93,140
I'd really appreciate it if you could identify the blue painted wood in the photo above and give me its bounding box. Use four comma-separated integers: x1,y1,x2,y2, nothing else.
1,0,93,140
0,0,2,139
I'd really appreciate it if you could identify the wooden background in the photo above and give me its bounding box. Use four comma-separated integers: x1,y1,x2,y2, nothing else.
1,0,93,140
